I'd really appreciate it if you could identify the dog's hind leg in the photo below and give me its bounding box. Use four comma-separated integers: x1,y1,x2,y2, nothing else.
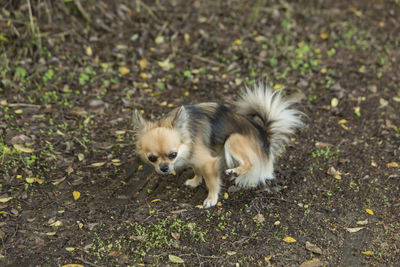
224,134,255,177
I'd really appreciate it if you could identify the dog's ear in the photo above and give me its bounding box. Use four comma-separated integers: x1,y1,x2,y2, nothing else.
133,109,151,134
171,106,188,130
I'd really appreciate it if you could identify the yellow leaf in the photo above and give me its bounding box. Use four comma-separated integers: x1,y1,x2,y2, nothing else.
265,255,273,262
73,191,81,200
140,72,148,79
341,124,349,131
14,109,23,114
365,208,374,215
224,192,229,199
358,65,366,73
139,58,148,69
283,236,296,243
171,170,176,175
338,119,347,124
217,201,222,206
26,177,35,184
320,33,329,39
50,220,63,227
234,39,242,45
77,153,84,161
346,227,364,233
85,46,93,57
151,199,161,202
91,162,105,167
274,220,281,226
62,264,84,267
320,68,327,74
354,106,361,117
13,144,34,153
138,164,143,171
65,247,75,252
0,197,12,203
46,232,57,236
115,130,126,135
168,254,184,264
386,162,398,168
227,251,237,256
119,66,130,75
362,251,373,255
331,97,339,107
158,58,174,70
273,84,284,90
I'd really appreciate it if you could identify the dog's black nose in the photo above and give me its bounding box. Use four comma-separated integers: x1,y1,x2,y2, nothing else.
160,164,169,173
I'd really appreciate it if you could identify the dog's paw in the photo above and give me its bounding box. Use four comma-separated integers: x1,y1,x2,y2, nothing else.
203,195,218,208
184,177,201,188
225,168,238,177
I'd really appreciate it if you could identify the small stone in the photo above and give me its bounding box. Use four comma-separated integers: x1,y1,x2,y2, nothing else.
88,99,105,108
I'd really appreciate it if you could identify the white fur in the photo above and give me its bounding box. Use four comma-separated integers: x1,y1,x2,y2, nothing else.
235,83,303,156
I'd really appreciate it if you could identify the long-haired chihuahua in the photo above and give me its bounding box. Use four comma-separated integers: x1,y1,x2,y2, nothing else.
133,84,303,207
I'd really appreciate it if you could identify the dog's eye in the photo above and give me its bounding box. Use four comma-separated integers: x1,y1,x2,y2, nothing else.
148,155,158,162
168,152,177,160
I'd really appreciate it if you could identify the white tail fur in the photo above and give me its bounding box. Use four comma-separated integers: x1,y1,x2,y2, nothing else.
234,83,303,156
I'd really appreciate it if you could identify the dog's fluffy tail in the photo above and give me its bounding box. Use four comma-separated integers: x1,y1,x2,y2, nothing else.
234,83,303,155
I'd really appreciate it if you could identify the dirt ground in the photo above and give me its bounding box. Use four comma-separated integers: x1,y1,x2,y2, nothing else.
1,0,399,266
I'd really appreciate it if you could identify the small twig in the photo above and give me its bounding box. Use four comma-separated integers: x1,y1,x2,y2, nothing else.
26,0,35,36
73,136,88,150
136,0,159,22
189,54,224,67
74,257,101,267
8,103,41,108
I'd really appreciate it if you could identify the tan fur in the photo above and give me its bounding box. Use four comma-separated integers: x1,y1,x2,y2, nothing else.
224,134,255,176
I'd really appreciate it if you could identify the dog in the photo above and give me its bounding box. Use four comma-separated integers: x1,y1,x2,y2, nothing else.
133,83,303,207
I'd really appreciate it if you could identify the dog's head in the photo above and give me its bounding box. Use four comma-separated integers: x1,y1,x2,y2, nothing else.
133,107,188,175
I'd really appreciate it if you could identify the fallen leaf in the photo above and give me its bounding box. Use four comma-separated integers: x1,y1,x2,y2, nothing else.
52,177,66,186
379,98,388,107
358,65,366,73
299,258,324,267
140,72,148,79
119,66,130,75
356,219,368,225
85,46,93,57
320,33,329,39
353,106,361,117
77,153,84,161
393,96,400,102
155,35,164,44
13,144,34,153
151,199,161,203
65,247,75,252
73,191,81,200
362,251,373,255
306,241,322,254
158,58,175,71
386,162,398,168
253,213,265,223
91,162,105,167
365,208,374,215
66,166,74,175
168,254,184,264
331,97,339,107
171,232,180,240
338,119,347,124
139,58,148,69
46,232,56,236
283,236,296,243
0,197,12,203
227,251,237,256
274,220,281,226
327,166,342,180
50,220,63,227
346,227,364,233
264,255,273,263
217,202,222,206
62,264,84,267
273,84,284,90
234,39,242,45
26,177,43,184
14,109,23,114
